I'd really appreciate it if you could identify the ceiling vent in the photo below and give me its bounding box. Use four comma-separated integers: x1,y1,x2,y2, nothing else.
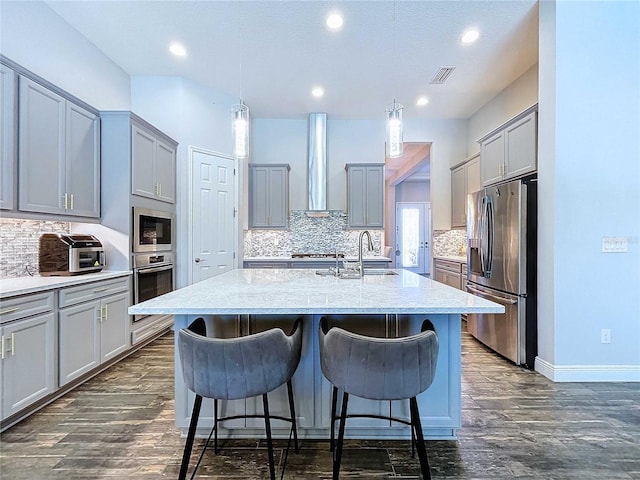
430,66,456,84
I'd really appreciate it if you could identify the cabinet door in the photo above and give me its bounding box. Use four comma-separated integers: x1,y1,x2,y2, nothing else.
100,292,130,362
1,65,16,210
480,131,504,187
267,166,288,227
155,139,176,203
365,166,384,227
59,300,100,387
347,165,384,228
249,165,269,228
1,312,56,419
131,125,157,199
451,165,466,227
347,166,367,227
18,76,66,214
466,156,481,195
65,102,100,217
504,111,537,180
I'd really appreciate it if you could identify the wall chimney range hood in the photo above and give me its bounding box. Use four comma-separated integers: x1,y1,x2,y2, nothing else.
307,113,329,217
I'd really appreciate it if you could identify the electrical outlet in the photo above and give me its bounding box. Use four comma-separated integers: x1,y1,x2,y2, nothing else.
601,329,611,344
602,237,628,253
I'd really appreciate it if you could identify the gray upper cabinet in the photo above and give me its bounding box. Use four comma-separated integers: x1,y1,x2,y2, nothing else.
18,76,99,217
249,164,290,229
345,163,384,228
131,123,176,203
0,65,16,210
451,154,480,228
479,105,537,187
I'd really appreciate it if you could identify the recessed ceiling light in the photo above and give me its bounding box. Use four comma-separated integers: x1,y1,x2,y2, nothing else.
326,12,344,31
461,29,479,44
416,96,429,106
169,42,187,57
312,87,324,98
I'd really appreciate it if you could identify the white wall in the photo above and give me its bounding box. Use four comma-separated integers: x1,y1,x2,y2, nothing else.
466,64,539,155
0,1,130,109
537,0,640,381
396,180,430,203
253,117,465,230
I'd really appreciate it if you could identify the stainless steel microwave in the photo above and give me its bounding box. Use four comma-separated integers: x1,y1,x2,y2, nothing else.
132,207,175,253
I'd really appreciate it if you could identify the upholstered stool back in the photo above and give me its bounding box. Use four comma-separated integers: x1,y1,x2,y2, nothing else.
319,318,438,400
179,323,302,400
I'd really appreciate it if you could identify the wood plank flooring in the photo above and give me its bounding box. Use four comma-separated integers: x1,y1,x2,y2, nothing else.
1,324,639,479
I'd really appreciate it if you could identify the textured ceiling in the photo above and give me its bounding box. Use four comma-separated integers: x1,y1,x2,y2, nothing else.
45,0,539,121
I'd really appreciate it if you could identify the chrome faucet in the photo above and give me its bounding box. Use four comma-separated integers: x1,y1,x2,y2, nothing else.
358,230,374,276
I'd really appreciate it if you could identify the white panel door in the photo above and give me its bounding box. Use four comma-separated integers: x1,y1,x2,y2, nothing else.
191,148,236,284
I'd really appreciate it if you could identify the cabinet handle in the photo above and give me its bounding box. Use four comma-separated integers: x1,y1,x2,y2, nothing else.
158,183,162,197
0,335,4,360
0,307,19,316
93,287,109,293
7,333,15,356
103,304,108,321
63,193,68,209
70,193,74,210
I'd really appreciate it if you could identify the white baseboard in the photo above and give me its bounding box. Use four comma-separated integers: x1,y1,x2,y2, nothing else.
535,357,640,382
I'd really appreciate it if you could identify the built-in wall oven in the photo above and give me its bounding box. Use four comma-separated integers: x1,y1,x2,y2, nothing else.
132,207,174,253
132,252,174,323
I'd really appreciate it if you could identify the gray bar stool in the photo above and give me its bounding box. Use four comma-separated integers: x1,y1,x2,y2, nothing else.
177,317,303,480
318,317,439,480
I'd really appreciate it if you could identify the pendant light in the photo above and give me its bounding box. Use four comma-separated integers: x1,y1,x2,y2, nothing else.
385,1,403,158
231,5,250,159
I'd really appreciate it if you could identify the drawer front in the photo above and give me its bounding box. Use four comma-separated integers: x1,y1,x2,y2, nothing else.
0,292,55,324
434,260,462,275
59,277,130,308
244,262,290,269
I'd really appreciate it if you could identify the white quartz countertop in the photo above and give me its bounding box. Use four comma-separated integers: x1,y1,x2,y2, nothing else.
434,255,467,263
0,271,132,299
129,268,503,315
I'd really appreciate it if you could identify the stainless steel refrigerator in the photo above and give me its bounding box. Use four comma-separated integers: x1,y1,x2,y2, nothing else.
466,177,537,368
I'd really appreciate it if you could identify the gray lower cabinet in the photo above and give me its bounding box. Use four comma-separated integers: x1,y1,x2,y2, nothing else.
0,64,16,210
479,105,537,186
58,279,130,387
248,164,290,228
434,259,464,290
131,123,177,203
345,164,384,228
18,75,100,217
0,293,56,421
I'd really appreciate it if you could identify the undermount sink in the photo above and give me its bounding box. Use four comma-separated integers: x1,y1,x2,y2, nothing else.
363,269,398,276
314,268,397,278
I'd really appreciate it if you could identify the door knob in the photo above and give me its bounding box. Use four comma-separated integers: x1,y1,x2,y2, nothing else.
194,258,202,263
395,250,401,256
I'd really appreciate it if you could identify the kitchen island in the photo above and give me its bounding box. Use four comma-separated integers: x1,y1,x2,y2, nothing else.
129,268,503,440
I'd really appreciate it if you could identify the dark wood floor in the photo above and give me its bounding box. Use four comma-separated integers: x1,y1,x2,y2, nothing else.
1,324,639,479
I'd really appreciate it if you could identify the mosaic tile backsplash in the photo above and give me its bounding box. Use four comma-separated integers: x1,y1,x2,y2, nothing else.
432,229,467,257
244,211,384,257
1,218,70,278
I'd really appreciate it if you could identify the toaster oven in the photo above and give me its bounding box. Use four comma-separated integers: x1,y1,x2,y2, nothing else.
39,234,105,276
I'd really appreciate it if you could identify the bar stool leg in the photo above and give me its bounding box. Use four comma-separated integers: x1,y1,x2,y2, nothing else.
286,379,300,453
263,393,276,480
213,399,219,454
329,386,338,452
409,397,431,480
333,391,349,480
179,394,203,480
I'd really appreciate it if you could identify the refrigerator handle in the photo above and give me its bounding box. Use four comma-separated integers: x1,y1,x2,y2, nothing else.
485,197,494,277
479,196,486,275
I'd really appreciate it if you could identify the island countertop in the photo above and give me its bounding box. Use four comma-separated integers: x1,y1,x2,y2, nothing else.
128,268,504,315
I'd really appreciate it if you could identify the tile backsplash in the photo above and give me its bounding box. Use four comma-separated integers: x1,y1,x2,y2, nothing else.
244,211,384,257
432,229,467,257
0,218,70,278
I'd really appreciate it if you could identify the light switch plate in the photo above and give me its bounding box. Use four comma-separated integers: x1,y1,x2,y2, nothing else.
601,237,628,253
